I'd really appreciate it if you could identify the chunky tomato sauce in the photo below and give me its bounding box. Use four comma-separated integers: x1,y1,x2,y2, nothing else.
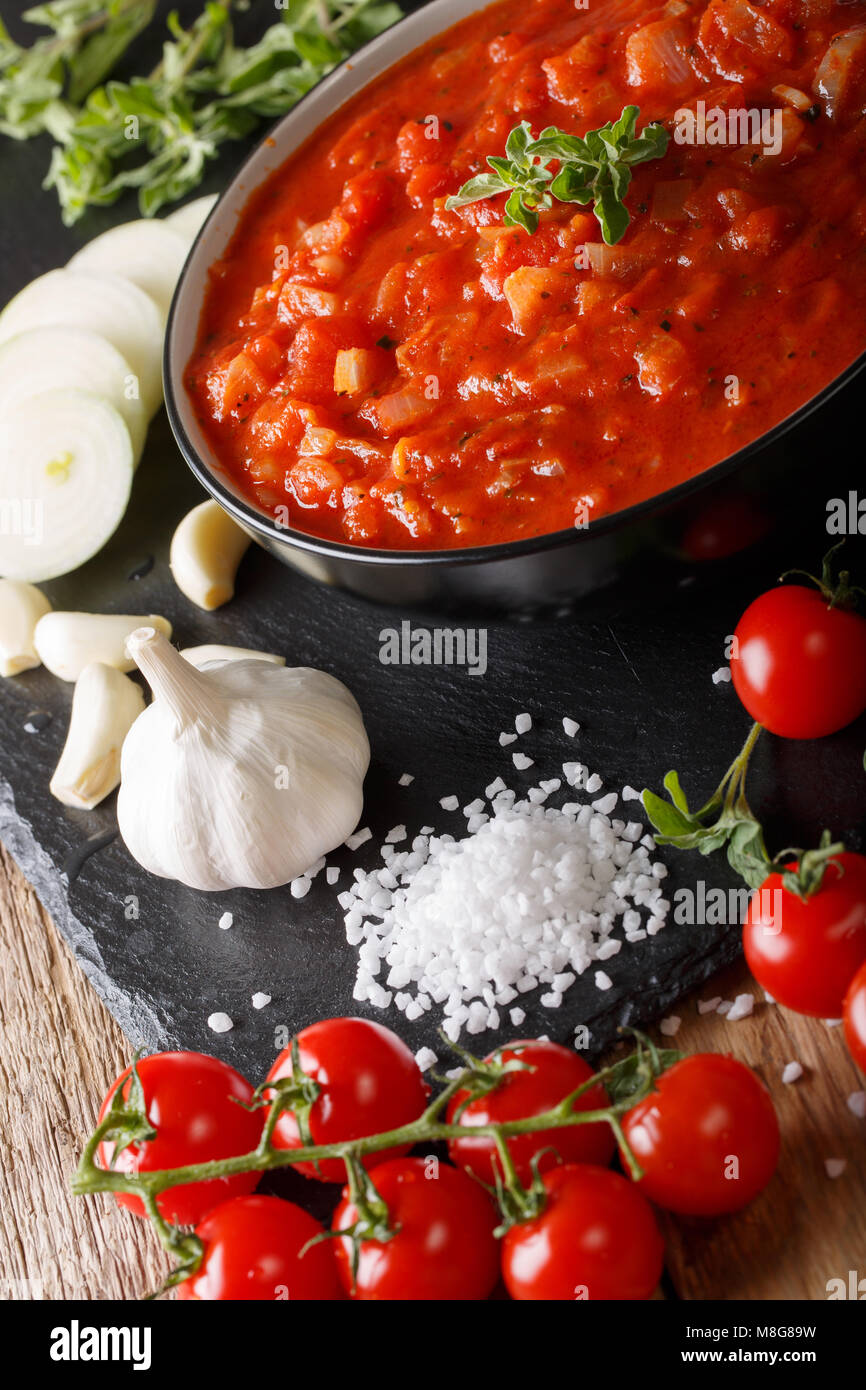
188,0,866,551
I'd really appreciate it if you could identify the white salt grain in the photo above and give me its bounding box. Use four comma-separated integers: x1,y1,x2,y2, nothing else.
326,866,340,886
562,717,579,737
218,912,233,931
207,1012,233,1033
385,824,407,844
399,773,415,786
512,752,534,770
439,795,459,811
712,667,732,685
825,1158,847,1179
290,876,311,899
824,1018,844,1028
337,773,670,1039
660,1015,681,1037
698,996,722,1015
726,993,754,1022
251,992,271,1010
782,1061,803,1084
515,712,532,734
585,773,603,794
414,1047,438,1072
345,827,372,850
499,732,518,746
847,1091,866,1119
510,1007,526,1027
622,785,642,802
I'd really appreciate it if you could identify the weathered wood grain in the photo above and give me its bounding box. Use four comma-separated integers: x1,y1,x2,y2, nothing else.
656,959,866,1302
0,845,166,1301
1,847,864,1301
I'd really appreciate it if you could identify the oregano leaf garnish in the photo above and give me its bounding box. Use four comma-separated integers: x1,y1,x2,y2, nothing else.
446,105,670,245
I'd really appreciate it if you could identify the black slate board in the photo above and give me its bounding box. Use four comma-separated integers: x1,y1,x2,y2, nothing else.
1,0,865,1102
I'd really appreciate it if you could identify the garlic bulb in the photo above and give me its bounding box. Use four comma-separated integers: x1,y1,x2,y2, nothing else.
118,626,370,891
50,662,145,809
0,579,51,676
181,644,284,669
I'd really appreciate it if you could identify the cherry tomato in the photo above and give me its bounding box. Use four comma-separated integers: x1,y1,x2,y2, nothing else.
743,855,866,1017
680,495,769,563
446,1039,614,1184
844,960,866,1074
178,1195,342,1301
331,1158,499,1301
266,1018,427,1182
730,584,866,738
620,1054,779,1216
98,1051,262,1225
501,1164,664,1301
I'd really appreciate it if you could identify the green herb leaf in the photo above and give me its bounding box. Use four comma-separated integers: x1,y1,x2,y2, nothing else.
447,106,669,245
642,723,772,891
7,0,403,223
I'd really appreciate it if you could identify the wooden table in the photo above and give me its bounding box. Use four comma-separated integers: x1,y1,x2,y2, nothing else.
1,842,863,1301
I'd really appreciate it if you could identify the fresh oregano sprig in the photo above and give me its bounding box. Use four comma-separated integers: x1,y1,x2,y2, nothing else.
446,105,669,244
642,721,771,891
72,1030,678,1295
2,0,403,223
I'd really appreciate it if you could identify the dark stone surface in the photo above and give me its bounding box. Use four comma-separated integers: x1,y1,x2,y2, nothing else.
1,0,864,1112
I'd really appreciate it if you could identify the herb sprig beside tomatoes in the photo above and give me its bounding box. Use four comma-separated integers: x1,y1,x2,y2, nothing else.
643,543,866,1074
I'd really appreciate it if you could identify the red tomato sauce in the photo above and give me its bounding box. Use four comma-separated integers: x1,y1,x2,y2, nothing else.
187,0,866,551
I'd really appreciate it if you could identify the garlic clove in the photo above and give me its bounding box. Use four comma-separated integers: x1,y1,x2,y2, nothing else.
170,500,251,611
180,644,285,669
34,611,172,681
50,662,145,809
119,626,370,891
0,578,52,676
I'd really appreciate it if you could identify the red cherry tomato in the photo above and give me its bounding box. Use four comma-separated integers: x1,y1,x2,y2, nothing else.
331,1158,499,1301
680,495,769,563
620,1054,779,1216
446,1039,614,1184
730,585,866,739
501,1164,664,1301
98,1051,261,1225
844,960,866,1073
743,855,866,1017
266,1018,427,1182
178,1195,342,1301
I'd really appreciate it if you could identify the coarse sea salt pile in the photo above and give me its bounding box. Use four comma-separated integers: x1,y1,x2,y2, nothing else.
336,748,670,1041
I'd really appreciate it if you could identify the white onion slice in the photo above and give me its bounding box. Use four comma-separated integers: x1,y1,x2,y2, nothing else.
0,269,164,418
0,326,147,466
0,389,133,582
164,193,218,242
68,219,190,319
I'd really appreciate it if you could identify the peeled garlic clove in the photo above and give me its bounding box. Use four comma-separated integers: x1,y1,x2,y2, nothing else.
0,578,52,676
50,662,145,809
118,626,370,891
34,611,172,681
170,499,251,611
180,644,285,669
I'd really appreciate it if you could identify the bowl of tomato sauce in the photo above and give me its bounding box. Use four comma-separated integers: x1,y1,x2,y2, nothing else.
165,0,866,609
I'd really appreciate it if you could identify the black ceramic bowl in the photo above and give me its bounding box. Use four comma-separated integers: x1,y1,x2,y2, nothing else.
164,0,866,612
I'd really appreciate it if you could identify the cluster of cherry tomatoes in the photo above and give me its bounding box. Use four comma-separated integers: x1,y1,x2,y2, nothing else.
730,556,866,1061
98,1019,782,1301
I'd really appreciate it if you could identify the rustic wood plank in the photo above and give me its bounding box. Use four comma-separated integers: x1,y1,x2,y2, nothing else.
0,845,167,1300
656,959,866,1302
1,845,864,1301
